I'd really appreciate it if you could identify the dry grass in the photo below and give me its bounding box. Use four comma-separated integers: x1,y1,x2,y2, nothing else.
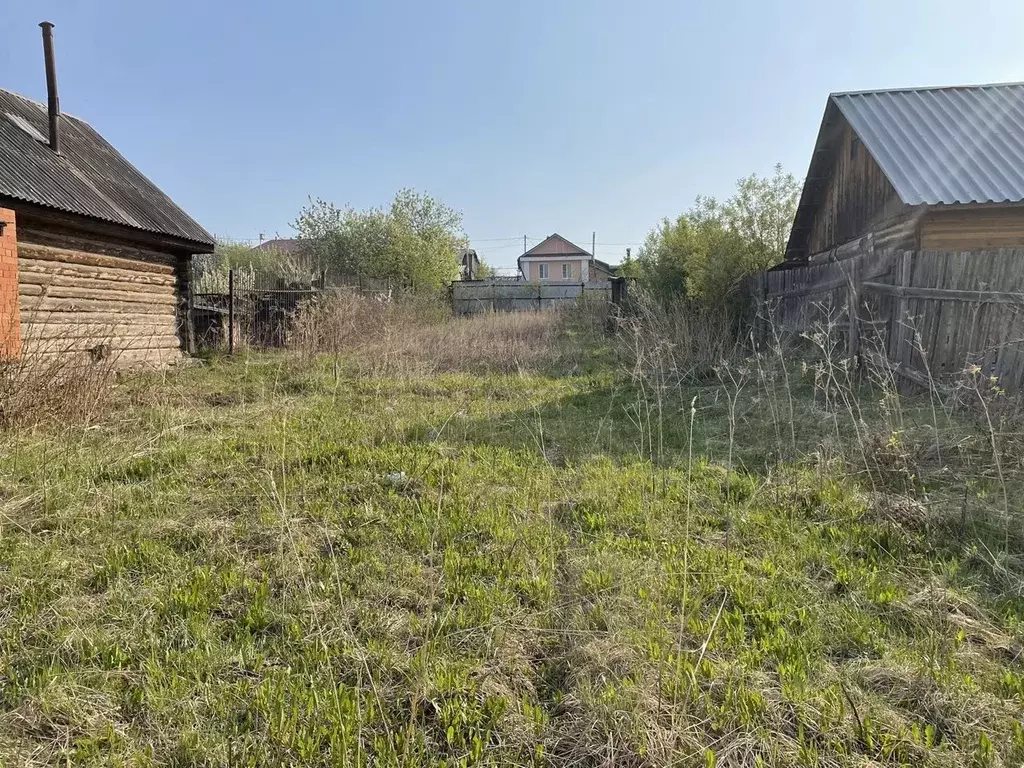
2,294,1024,766
616,286,737,383
0,330,122,429
293,288,607,374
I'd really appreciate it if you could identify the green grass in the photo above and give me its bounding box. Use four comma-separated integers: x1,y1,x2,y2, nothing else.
0,350,1022,766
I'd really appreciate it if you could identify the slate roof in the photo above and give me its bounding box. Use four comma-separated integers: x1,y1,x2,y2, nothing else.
0,88,214,250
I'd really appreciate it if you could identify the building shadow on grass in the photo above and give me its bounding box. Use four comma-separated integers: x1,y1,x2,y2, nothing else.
422,380,791,471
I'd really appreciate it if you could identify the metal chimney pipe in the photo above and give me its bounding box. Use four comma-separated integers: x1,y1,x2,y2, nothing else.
39,21,61,154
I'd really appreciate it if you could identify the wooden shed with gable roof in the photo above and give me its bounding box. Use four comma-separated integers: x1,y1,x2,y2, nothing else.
0,22,215,366
784,82,1024,267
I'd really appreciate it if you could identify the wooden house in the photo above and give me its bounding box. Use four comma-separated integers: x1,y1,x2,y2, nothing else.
0,22,215,365
784,83,1024,267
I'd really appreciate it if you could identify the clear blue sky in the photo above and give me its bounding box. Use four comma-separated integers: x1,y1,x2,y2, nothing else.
5,1,1024,267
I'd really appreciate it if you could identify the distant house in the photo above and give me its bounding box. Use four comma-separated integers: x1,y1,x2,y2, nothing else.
254,238,305,255
517,234,614,282
0,22,215,365
785,82,1024,267
592,258,617,280
458,248,481,280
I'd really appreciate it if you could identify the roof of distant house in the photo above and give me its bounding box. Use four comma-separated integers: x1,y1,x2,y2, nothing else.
0,88,214,249
254,238,305,253
521,233,591,258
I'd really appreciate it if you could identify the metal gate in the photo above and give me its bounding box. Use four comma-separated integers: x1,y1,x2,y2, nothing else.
188,261,325,352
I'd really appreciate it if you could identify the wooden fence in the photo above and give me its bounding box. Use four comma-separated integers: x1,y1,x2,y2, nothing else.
752,249,1024,391
452,280,616,315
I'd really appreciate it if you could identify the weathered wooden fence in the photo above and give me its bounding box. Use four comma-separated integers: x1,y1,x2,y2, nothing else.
752,248,1024,391
452,280,615,315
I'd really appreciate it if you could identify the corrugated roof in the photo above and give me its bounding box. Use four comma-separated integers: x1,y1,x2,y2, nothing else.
0,88,214,249
832,83,1024,205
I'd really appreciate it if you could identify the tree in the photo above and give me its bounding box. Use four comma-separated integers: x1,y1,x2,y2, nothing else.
719,164,800,272
635,164,800,306
475,258,495,280
617,248,641,279
293,189,465,290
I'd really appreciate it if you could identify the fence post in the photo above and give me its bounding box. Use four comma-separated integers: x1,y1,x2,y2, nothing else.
184,258,196,355
228,268,235,355
888,252,913,370
753,272,770,350
894,251,912,368
846,255,861,364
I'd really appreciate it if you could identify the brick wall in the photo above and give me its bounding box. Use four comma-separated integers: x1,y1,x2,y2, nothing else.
0,208,21,359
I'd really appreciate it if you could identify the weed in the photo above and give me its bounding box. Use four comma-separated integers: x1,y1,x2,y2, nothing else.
0,309,1022,766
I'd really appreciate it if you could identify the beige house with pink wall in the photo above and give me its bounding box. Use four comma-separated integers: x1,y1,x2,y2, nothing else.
517,234,615,282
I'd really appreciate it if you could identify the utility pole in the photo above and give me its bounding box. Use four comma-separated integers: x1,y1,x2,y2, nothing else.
591,231,596,282
523,235,527,254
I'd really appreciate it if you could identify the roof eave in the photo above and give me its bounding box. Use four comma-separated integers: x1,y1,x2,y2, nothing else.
0,195,216,253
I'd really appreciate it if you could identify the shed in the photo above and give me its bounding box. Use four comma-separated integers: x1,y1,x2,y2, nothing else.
0,23,215,366
459,249,481,280
784,83,1024,267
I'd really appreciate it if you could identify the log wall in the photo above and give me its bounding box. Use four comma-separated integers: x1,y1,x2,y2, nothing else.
15,234,185,367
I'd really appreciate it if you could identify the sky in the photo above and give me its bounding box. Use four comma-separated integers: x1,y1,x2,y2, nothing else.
4,1,1024,268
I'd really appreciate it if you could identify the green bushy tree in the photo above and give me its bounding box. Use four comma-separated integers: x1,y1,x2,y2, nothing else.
636,164,800,307
293,189,465,290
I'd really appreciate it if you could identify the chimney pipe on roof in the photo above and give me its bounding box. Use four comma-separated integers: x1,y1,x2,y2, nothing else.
39,21,61,154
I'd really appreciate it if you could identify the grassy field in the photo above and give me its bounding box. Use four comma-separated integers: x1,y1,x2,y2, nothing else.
1,309,1023,766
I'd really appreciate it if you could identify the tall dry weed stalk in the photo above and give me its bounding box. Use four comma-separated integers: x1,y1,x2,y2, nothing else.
293,288,603,375
621,284,1024,564
0,323,129,429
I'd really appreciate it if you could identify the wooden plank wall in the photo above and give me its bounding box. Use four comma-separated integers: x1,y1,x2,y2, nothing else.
920,207,1024,250
806,122,906,255
755,248,1024,391
16,240,184,366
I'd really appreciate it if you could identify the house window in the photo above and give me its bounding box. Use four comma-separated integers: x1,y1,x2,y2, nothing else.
538,263,549,279
562,263,571,279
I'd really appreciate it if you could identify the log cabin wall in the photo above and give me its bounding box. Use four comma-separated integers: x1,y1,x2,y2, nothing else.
806,122,906,255
920,206,1024,250
15,218,188,367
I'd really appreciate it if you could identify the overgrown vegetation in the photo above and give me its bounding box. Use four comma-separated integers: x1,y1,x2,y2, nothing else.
1,301,1023,766
635,164,800,309
191,188,466,294
294,189,466,290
